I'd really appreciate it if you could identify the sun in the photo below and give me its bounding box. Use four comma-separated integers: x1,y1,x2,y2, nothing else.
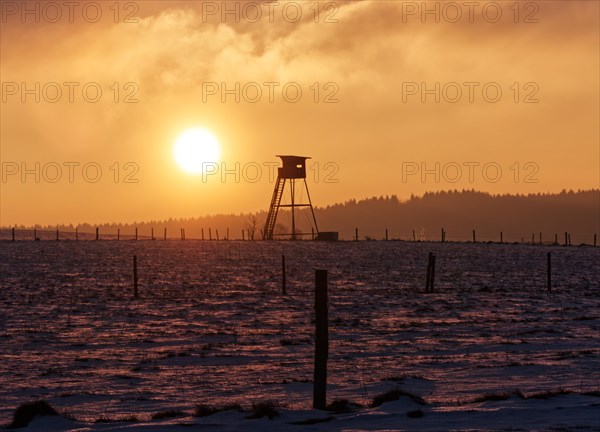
173,128,221,174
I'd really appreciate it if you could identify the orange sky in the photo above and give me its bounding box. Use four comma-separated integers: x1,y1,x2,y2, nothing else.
1,0,599,226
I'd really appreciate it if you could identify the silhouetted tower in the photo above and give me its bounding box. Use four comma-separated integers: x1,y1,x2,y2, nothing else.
263,155,319,240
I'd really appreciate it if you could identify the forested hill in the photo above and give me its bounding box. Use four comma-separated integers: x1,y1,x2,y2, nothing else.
315,190,599,242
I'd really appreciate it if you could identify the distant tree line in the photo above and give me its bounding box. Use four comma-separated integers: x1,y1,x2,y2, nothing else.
6,189,599,243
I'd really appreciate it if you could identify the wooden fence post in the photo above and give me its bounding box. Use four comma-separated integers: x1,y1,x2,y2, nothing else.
426,253,436,293
547,252,551,291
133,255,139,299
96,227,99,241
313,270,328,410
281,255,286,295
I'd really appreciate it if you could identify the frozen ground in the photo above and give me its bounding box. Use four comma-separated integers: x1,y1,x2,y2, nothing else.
0,240,599,431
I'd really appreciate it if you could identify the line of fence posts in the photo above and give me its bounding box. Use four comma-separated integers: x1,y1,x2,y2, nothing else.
10,227,598,246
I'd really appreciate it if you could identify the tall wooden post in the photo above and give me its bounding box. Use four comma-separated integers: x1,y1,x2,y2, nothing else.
355,228,358,241
56,229,59,241
413,229,416,242
242,230,245,241
426,253,436,293
472,230,476,243
216,229,220,241
117,228,120,241
164,227,167,240
281,255,286,295
151,228,154,240
500,231,503,243
594,234,597,247
564,232,568,246
426,252,432,292
547,252,551,291
430,254,436,292
12,227,15,242
135,228,138,241
554,233,558,245
133,255,139,299
313,270,328,410
95,227,99,241
75,227,78,241
385,229,388,241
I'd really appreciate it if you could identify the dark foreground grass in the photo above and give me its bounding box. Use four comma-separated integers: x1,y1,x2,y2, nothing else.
326,399,363,413
151,410,185,420
472,389,587,403
370,389,426,408
246,401,280,420
194,403,242,417
8,401,58,429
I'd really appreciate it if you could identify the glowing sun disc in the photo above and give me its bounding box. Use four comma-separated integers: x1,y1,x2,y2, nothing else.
173,128,220,174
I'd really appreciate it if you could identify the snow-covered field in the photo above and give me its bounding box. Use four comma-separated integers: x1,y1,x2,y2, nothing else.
1,240,599,431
